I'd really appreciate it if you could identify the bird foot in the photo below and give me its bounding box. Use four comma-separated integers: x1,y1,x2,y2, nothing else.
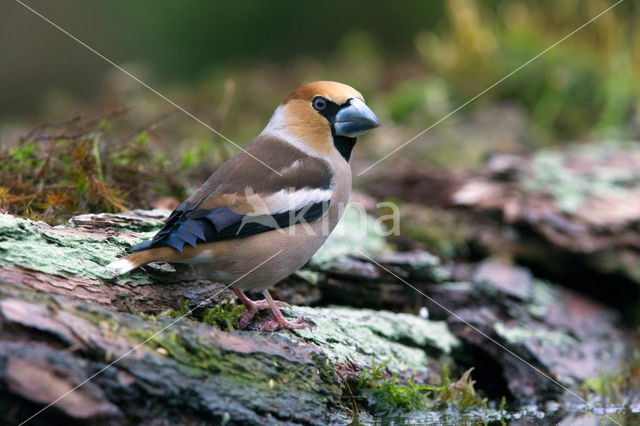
260,316,310,331
234,289,304,330
238,298,288,328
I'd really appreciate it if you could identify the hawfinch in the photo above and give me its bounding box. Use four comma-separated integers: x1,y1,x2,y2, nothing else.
107,81,380,329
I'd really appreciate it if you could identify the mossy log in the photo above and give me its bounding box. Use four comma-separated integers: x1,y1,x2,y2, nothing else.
369,142,640,321
453,144,640,277
0,211,457,424
0,209,634,424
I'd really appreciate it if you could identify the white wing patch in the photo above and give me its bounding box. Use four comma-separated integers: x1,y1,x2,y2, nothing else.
242,186,332,215
263,187,332,214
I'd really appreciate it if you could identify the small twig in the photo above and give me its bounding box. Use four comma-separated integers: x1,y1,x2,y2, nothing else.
120,109,177,143
335,362,362,423
21,115,83,142
92,133,105,182
213,78,236,129
34,140,55,181
21,106,132,143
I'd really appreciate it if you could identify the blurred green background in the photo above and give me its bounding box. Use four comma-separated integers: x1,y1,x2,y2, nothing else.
1,0,639,220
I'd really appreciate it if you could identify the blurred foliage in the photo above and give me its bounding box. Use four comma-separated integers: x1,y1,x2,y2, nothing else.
581,350,640,408
101,1,443,81
1,0,639,220
312,204,387,264
95,0,640,146
394,204,472,259
416,0,639,142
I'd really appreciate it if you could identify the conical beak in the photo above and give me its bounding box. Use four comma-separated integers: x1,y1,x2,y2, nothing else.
334,98,381,137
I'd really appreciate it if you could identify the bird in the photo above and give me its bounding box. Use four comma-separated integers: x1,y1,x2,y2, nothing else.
107,81,380,330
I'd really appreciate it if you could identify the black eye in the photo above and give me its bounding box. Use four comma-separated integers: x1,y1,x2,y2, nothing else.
312,96,327,111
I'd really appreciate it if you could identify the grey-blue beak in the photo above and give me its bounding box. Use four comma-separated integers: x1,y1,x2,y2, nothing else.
334,98,381,137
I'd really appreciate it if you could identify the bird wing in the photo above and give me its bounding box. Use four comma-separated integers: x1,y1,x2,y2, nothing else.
132,135,334,253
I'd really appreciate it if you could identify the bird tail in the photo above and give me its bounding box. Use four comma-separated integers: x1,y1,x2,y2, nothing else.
106,246,186,276
106,251,155,276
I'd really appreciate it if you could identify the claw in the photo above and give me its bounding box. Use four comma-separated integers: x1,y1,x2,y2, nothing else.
239,310,257,329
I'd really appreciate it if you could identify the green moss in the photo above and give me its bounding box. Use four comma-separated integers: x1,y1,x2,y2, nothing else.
355,361,432,414
200,302,244,332
353,362,486,416
127,325,340,403
128,329,225,375
165,296,244,332
167,296,191,318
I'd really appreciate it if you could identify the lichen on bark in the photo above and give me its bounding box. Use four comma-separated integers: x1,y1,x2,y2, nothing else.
0,210,462,424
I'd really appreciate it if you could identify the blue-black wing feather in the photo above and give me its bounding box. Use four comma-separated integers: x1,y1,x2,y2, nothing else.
131,201,330,253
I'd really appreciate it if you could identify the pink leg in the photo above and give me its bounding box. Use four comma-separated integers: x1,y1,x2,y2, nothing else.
234,289,288,328
260,289,309,330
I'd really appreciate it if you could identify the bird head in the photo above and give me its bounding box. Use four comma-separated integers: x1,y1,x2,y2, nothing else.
263,81,380,161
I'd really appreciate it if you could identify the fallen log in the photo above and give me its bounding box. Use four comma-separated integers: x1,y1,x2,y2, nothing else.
369,142,640,322
0,211,457,424
0,209,634,424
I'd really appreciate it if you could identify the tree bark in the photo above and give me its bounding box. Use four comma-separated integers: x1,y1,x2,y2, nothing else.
0,209,634,424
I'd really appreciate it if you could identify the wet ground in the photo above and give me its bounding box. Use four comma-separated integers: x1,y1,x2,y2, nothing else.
333,404,640,425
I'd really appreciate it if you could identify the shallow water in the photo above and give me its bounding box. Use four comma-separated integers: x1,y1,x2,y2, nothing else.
333,404,640,425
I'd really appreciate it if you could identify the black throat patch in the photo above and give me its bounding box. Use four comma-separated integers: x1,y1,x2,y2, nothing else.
332,135,357,162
